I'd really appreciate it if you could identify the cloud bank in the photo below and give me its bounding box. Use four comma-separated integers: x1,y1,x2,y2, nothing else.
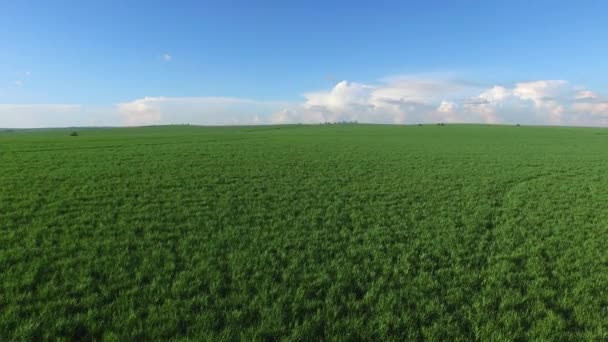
0,104,120,128
2,76,608,128
117,96,284,126
271,78,608,127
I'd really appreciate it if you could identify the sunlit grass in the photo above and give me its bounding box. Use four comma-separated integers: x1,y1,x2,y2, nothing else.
1,124,607,339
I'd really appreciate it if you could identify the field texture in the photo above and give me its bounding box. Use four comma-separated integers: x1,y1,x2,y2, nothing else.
1,124,608,340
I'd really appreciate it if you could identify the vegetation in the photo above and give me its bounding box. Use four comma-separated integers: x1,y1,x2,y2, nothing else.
1,124,607,340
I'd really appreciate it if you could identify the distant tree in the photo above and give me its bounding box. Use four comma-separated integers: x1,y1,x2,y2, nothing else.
69,131,79,136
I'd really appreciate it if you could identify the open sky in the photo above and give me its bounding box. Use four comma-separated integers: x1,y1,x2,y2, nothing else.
2,0,608,127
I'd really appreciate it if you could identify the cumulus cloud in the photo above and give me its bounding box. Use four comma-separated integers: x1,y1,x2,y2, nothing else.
479,86,510,103
304,81,373,112
273,77,482,125
437,100,456,113
118,97,162,126
3,75,608,128
571,89,608,120
513,80,568,102
512,80,570,124
270,77,487,124
265,77,608,126
575,90,598,101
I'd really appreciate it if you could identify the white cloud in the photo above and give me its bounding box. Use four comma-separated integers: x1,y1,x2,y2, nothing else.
437,100,456,113
268,77,608,127
511,80,569,124
575,90,598,100
118,97,162,126
372,76,473,104
117,96,287,126
275,76,482,125
479,86,511,103
513,80,568,102
304,81,373,111
571,95,608,117
0,104,120,128
161,53,172,61
3,75,608,128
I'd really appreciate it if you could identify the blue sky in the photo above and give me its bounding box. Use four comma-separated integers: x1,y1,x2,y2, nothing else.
2,1,608,127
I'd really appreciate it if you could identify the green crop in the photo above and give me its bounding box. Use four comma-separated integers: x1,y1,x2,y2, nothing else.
1,124,607,340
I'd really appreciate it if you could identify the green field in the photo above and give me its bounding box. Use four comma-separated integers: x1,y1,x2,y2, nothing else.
1,124,607,340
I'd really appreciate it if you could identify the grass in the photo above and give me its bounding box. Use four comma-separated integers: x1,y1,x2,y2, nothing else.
1,124,607,340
